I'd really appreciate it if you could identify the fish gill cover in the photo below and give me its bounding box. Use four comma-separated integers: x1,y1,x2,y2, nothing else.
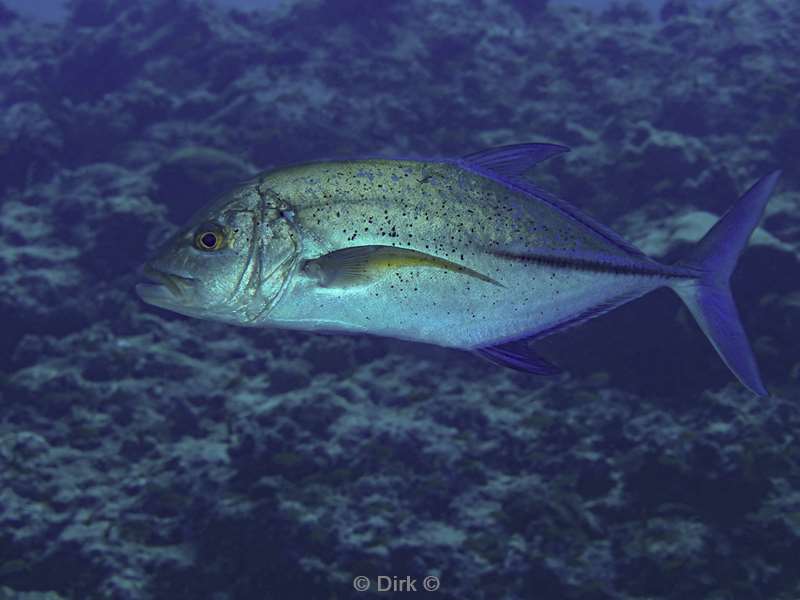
0,0,799,599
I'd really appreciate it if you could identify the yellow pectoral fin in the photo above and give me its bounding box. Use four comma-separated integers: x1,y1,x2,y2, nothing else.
304,245,503,288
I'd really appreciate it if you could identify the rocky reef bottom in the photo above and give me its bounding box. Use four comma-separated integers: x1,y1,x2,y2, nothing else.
2,302,800,599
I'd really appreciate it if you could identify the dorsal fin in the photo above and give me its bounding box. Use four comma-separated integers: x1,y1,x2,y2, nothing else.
460,143,570,177
506,177,647,257
459,142,646,258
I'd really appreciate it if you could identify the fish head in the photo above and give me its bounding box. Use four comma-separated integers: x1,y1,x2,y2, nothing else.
136,185,300,324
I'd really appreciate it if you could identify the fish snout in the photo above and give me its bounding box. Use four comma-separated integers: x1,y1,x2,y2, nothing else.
136,263,196,306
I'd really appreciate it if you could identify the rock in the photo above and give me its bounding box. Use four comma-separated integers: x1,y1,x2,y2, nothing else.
0,0,798,598
152,146,254,223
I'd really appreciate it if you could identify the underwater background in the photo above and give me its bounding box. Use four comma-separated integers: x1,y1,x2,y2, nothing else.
1,0,799,598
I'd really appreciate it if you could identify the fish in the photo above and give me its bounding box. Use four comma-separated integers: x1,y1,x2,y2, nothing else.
136,143,781,396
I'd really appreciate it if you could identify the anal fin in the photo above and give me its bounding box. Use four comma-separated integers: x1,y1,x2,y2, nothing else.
474,340,562,375
474,288,651,377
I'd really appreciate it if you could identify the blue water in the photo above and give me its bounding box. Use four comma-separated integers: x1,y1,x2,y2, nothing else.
1,0,798,599
4,0,725,22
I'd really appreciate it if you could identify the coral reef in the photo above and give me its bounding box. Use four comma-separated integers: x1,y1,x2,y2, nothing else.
1,0,799,598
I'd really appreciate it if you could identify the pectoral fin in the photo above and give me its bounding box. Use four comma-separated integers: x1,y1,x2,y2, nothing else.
304,245,503,288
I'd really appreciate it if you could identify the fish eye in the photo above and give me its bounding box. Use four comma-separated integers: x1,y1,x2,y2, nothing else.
194,225,225,251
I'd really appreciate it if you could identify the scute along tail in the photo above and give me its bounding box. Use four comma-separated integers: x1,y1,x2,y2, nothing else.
671,170,781,397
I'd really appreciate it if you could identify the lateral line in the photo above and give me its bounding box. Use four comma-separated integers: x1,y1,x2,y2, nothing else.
489,250,696,279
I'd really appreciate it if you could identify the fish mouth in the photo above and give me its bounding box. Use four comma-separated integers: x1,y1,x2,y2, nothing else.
136,265,196,306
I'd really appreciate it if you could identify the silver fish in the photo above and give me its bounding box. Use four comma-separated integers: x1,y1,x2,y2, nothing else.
137,143,781,396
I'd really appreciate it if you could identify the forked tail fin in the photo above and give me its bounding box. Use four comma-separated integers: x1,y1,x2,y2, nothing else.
670,170,781,396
